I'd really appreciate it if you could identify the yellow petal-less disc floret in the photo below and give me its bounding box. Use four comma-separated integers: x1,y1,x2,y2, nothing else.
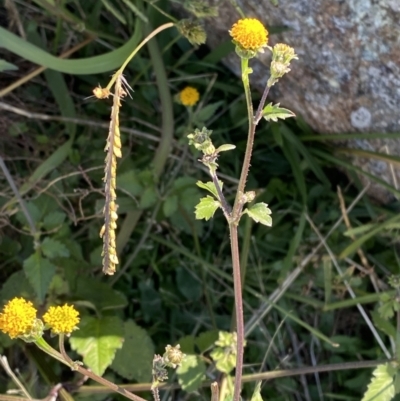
0,298,37,339
43,304,80,335
229,18,268,52
179,86,200,107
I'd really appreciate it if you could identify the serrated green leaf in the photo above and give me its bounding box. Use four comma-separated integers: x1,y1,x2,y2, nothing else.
15,202,41,228
195,196,220,220
41,237,70,259
0,59,18,71
243,203,272,226
262,102,295,122
118,170,143,197
139,186,158,209
69,316,124,376
195,330,219,353
361,364,395,401
216,144,236,153
210,346,236,374
378,300,396,320
0,237,21,257
73,278,128,311
371,311,396,338
111,320,154,382
210,331,237,374
178,335,196,354
196,181,223,199
0,271,35,303
177,355,206,393
163,195,178,217
23,252,56,303
42,211,66,231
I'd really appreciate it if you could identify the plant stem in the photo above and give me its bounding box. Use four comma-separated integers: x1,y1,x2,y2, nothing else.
229,223,245,401
233,58,255,218
229,57,258,401
106,22,174,91
36,336,147,401
211,171,232,217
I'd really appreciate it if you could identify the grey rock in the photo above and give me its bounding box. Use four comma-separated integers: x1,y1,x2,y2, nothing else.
177,0,400,202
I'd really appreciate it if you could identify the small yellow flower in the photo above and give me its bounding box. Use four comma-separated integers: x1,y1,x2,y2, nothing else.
229,18,268,52
43,304,80,335
179,86,200,107
0,298,37,339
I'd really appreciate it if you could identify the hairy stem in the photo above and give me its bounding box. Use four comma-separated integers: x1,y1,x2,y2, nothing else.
229,56,257,401
229,224,245,401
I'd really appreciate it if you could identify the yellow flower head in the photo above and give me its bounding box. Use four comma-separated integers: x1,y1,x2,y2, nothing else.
0,298,37,339
230,18,268,54
43,304,80,335
179,86,200,107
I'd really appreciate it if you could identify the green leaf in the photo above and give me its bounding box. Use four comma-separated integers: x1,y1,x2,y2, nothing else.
100,0,127,24
262,102,295,122
163,195,178,217
118,170,143,197
195,101,224,123
339,213,400,259
196,181,223,199
251,382,263,401
0,59,18,71
195,196,220,221
120,0,148,22
42,211,66,231
69,316,124,376
72,278,128,311
216,144,236,153
139,279,162,323
139,186,158,209
371,311,396,338
41,237,70,259
210,346,236,374
378,299,397,320
243,203,272,226
178,335,196,354
176,267,202,301
210,331,238,374
0,21,143,74
23,252,56,303
361,364,396,401
15,202,41,228
177,355,206,393
111,320,154,382
195,330,219,353
0,271,35,303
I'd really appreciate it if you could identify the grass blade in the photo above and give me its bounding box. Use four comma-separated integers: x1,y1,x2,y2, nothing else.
0,20,143,74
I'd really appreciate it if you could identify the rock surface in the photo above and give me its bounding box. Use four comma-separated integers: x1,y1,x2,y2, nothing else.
178,0,400,202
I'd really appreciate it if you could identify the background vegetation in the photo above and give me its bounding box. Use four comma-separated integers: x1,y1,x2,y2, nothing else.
1,1,400,400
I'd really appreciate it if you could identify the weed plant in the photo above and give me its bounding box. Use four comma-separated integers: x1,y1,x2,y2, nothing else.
1,2,400,401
